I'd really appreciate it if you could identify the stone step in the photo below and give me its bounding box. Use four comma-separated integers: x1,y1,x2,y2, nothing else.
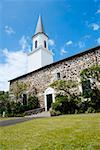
25,111,50,118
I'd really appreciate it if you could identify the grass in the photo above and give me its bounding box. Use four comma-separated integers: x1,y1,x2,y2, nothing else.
0,113,100,150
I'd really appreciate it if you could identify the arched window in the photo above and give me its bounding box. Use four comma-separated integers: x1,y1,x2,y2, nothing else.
44,41,46,48
57,72,61,80
35,41,37,48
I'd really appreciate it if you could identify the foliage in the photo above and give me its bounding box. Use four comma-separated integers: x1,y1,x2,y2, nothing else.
6,96,39,117
28,96,40,110
90,88,100,112
50,109,61,116
80,64,100,82
0,91,9,116
77,99,91,113
11,81,28,101
80,65,100,112
52,95,78,114
85,107,95,113
0,90,39,117
51,80,77,97
50,80,79,115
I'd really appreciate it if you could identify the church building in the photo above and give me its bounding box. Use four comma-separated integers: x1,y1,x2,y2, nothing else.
9,16,100,111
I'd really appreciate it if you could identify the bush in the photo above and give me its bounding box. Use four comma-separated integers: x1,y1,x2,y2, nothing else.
28,96,39,110
85,107,95,113
50,109,61,116
52,95,77,115
14,113,25,117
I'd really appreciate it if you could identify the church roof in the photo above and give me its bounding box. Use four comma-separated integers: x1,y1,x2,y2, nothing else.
9,46,100,82
35,15,44,34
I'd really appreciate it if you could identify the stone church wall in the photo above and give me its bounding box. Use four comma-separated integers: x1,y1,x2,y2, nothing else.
10,47,100,108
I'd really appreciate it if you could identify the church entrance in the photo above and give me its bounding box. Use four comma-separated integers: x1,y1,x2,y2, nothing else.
46,94,53,111
44,87,55,111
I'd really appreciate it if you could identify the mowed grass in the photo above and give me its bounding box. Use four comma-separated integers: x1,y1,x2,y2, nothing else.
0,113,100,150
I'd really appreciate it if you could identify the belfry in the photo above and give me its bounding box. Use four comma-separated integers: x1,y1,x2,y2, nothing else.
27,15,53,73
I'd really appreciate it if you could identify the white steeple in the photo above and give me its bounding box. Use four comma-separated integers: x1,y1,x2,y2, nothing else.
35,15,44,34
27,15,53,73
32,15,48,51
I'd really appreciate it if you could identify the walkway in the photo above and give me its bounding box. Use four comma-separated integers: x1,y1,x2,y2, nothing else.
0,117,34,127
0,111,50,127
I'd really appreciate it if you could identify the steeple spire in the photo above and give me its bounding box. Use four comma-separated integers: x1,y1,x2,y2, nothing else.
35,15,44,34
28,15,53,72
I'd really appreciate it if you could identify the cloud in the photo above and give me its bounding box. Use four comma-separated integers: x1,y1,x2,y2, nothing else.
96,9,100,14
96,37,100,45
4,26,15,35
0,48,27,91
78,41,85,49
90,23,100,31
66,40,73,46
19,36,31,51
60,48,67,56
48,39,55,46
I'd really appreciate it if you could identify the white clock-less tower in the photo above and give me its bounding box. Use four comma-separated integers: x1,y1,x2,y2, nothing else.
27,15,53,72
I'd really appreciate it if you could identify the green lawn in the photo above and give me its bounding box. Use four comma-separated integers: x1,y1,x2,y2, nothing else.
0,113,100,150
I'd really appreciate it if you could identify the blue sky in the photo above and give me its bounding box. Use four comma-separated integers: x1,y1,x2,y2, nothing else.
0,0,100,91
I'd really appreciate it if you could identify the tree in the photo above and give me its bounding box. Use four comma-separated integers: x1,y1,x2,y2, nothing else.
11,81,37,102
11,81,28,101
52,95,78,114
0,91,9,115
28,96,39,110
50,80,77,97
50,80,78,115
80,65,100,86
80,65,100,112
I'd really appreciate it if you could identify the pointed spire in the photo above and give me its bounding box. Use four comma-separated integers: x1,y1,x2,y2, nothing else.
35,15,44,34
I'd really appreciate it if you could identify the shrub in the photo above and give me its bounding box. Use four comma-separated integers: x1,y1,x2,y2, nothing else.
52,95,77,115
14,113,25,117
50,109,61,116
85,107,95,113
28,96,39,110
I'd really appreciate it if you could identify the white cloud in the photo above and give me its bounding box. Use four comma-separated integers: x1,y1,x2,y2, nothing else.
78,41,85,49
60,48,67,56
96,37,100,45
96,9,100,14
0,48,27,91
4,26,15,35
66,40,73,46
19,36,31,51
48,39,55,46
90,23,100,31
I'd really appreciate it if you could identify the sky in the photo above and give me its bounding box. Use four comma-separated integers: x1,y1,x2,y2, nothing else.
0,0,100,91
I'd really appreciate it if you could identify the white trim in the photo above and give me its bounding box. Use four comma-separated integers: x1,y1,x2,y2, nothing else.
44,87,55,111
28,46,53,56
77,77,82,93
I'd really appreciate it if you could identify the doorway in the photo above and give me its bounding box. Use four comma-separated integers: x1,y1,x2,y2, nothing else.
44,87,55,111
46,94,53,111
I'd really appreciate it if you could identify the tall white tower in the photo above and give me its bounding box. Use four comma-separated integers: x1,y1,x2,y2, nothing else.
27,15,53,72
